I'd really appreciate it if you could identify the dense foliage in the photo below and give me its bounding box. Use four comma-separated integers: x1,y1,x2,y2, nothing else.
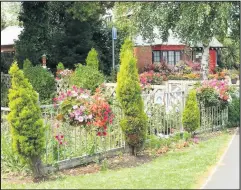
15,2,113,70
1,80,8,107
70,64,104,93
23,58,33,70
7,62,45,178
23,65,56,104
182,89,200,134
116,39,148,155
227,90,240,127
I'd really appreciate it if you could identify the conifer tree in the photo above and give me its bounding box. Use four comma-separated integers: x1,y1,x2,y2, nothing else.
86,48,99,70
7,62,45,178
116,39,147,155
182,89,200,135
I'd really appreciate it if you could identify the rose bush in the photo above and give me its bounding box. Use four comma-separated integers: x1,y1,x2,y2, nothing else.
139,71,163,88
53,85,114,136
196,79,232,108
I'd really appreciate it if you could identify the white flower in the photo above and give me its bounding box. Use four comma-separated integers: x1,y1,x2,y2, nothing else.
73,105,78,109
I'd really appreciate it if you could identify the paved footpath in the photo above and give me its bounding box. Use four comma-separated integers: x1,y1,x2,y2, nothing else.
201,128,239,189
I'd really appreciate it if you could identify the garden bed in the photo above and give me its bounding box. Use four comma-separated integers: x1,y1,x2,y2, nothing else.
2,127,237,186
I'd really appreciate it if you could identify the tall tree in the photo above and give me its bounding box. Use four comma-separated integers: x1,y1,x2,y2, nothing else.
15,2,113,70
1,2,22,28
15,2,49,68
115,2,237,79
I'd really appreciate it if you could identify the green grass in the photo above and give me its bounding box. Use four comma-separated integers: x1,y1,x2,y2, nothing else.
1,132,232,189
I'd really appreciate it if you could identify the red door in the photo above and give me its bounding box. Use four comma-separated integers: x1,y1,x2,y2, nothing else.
209,50,216,74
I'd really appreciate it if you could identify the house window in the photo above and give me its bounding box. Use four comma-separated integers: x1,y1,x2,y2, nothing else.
175,51,181,64
168,51,175,65
153,51,160,62
152,50,182,65
162,51,168,63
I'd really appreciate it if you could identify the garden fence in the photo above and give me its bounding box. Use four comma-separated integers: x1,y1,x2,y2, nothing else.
1,93,229,170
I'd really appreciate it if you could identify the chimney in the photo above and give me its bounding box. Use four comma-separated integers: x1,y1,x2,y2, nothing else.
42,54,47,69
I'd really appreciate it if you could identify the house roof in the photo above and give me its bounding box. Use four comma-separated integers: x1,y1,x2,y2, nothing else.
190,37,223,48
1,26,23,46
134,29,185,46
134,28,223,47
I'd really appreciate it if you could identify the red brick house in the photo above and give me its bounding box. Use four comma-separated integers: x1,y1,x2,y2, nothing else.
133,30,224,73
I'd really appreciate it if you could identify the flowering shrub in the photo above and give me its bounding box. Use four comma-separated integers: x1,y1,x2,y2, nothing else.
185,61,201,71
54,86,114,136
196,79,231,108
175,61,192,74
139,71,163,88
168,73,200,80
143,62,173,76
56,69,73,80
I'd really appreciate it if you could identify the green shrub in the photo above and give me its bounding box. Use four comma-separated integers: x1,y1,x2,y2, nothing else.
196,87,220,107
23,58,33,70
227,91,240,127
70,64,104,93
86,48,99,70
116,39,148,155
1,80,8,107
23,65,56,104
182,89,200,135
57,62,65,70
7,62,46,178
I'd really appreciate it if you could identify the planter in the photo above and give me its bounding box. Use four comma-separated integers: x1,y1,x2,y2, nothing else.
231,78,238,84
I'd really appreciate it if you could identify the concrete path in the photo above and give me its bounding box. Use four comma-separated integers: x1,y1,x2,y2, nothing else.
201,128,239,189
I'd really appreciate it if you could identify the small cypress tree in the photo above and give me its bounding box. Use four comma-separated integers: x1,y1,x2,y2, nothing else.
7,62,45,178
182,89,200,135
57,62,65,71
116,39,147,156
119,38,133,61
23,58,33,70
86,48,99,70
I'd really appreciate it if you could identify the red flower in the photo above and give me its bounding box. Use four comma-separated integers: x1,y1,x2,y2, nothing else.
103,131,107,136
97,132,101,136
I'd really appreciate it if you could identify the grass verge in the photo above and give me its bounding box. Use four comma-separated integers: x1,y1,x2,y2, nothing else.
1,131,233,189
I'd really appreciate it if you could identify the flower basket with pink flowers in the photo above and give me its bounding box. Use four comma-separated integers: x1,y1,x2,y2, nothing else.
53,86,114,136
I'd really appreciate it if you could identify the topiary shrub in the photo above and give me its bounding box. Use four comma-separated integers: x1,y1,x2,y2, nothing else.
23,58,33,70
23,65,56,104
116,39,148,156
86,48,99,70
7,62,46,178
182,89,200,135
70,64,104,93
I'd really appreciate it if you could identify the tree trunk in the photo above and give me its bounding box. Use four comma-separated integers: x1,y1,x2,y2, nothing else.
201,45,210,80
30,156,45,179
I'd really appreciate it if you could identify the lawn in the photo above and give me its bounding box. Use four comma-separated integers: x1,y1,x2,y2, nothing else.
1,132,232,189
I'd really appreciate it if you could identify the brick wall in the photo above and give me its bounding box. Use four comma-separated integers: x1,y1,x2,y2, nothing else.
134,46,152,73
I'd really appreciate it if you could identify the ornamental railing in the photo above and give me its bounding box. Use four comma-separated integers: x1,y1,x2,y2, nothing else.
1,96,229,170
